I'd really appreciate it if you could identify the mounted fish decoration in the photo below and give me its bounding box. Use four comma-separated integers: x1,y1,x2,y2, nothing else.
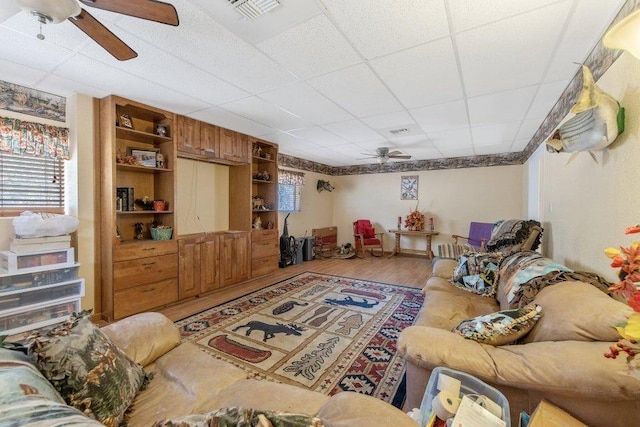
546,65,625,160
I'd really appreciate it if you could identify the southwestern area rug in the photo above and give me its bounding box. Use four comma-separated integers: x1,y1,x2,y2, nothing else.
176,272,424,407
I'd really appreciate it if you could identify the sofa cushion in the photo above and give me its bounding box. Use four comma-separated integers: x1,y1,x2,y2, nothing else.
486,220,543,256
432,258,458,279
0,396,104,426
317,391,419,427
28,312,151,427
451,252,503,297
524,281,632,343
497,251,572,309
153,407,331,427
101,312,181,367
452,304,542,346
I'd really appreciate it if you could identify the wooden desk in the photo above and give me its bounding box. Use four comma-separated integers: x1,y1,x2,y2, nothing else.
388,229,439,259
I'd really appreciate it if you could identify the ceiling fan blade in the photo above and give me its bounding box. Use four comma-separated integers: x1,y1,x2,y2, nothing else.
80,0,179,26
69,9,137,61
389,154,412,159
387,150,403,156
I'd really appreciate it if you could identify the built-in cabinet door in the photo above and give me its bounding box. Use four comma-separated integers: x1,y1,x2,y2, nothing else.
200,122,218,158
200,232,220,293
218,127,237,162
221,232,250,287
177,115,200,155
235,133,250,164
178,236,201,299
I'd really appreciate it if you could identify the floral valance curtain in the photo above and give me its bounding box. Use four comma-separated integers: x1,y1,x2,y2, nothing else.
278,169,305,186
0,117,70,160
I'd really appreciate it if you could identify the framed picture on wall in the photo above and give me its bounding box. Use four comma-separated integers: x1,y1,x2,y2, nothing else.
401,175,418,200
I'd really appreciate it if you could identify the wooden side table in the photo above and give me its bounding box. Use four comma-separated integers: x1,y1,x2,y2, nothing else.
387,229,439,259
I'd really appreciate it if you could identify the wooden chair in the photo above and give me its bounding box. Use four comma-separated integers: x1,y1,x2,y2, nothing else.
353,219,384,258
439,221,493,259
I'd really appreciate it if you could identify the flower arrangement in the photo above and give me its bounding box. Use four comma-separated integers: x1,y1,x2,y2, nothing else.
404,204,425,231
604,225,640,378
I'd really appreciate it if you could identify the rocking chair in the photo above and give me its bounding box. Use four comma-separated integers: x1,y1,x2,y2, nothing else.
353,219,384,258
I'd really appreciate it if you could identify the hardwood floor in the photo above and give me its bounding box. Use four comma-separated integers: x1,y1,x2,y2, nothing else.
159,255,433,322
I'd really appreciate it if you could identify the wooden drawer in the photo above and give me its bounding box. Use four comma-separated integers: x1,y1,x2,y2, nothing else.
113,253,177,290
113,278,178,320
252,229,278,241
251,239,279,259
252,255,278,278
114,240,178,262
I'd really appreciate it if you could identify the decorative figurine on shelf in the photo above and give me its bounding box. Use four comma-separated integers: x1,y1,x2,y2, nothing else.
156,153,165,168
156,125,168,137
134,222,144,240
253,216,262,230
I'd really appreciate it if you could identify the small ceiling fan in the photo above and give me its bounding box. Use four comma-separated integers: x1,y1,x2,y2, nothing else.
359,147,411,164
11,0,179,61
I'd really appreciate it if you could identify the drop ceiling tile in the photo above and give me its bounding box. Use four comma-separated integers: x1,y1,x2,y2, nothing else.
468,86,538,127
220,96,312,131
545,0,627,82
321,0,449,59
308,64,403,118
438,147,475,158
411,100,469,133
79,36,249,107
516,118,543,141
54,55,208,113
456,2,571,97
511,138,532,152
257,14,361,79
259,82,353,125
0,28,73,72
0,58,47,88
361,111,415,130
370,37,463,108
406,147,441,159
448,0,559,32
37,74,109,99
471,122,521,146
474,142,513,155
287,127,348,147
261,131,321,152
326,143,367,158
527,79,570,120
190,107,275,137
388,131,428,145
322,119,382,142
116,1,296,93
427,128,473,149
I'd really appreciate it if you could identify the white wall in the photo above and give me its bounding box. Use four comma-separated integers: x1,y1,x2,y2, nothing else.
532,52,640,282
332,165,525,252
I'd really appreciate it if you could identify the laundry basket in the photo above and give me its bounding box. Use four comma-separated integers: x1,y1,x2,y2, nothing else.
150,227,173,241
420,367,510,426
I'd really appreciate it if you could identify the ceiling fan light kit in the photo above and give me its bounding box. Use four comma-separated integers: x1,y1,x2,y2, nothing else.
13,0,179,61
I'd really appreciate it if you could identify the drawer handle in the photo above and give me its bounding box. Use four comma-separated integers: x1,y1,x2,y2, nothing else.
142,287,156,292
143,262,156,267
142,247,156,251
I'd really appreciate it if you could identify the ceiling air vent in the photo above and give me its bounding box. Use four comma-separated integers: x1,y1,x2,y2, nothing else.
389,128,409,135
228,0,281,19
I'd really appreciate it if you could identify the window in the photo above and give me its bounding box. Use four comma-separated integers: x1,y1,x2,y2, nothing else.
0,152,65,216
278,169,304,212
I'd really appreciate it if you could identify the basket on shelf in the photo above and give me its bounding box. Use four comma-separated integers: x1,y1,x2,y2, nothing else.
150,227,173,241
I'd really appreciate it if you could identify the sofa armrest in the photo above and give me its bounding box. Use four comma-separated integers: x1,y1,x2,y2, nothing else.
101,312,181,367
398,326,640,400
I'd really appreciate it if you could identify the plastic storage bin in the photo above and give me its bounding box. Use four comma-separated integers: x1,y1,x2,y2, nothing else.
420,367,510,427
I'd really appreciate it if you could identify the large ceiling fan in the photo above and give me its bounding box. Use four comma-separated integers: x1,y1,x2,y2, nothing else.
11,0,179,61
359,147,412,164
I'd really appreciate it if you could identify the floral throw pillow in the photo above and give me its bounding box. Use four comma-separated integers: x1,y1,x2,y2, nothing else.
27,311,152,427
451,252,503,297
452,304,542,346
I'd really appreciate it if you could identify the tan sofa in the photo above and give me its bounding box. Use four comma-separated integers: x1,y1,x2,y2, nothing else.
0,311,417,427
398,257,640,427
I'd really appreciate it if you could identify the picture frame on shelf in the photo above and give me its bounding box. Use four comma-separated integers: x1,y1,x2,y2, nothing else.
119,113,134,129
128,147,158,168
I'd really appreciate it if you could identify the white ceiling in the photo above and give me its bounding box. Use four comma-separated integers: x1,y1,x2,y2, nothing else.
0,0,627,166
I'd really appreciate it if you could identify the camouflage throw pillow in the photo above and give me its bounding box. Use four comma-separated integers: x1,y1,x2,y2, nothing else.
27,311,151,427
154,406,333,427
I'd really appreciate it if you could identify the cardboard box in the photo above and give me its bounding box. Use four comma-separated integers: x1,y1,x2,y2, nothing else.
527,400,588,427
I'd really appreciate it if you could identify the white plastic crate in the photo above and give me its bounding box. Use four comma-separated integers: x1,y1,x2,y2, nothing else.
0,263,80,292
0,248,75,273
0,297,80,336
0,279,84,313
420,367,510,426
